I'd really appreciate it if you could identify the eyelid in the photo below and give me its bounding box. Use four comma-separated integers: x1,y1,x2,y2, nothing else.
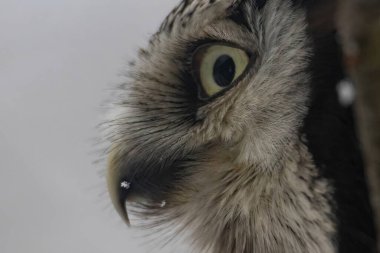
191,41,254,57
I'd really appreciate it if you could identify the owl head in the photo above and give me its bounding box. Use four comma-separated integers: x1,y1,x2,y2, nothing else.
105,0,376,252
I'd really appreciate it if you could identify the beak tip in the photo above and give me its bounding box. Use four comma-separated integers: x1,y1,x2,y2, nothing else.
117,200,131,226
107,149,132,227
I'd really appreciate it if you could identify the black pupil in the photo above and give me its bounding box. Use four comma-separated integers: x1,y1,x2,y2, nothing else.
213,55,236,87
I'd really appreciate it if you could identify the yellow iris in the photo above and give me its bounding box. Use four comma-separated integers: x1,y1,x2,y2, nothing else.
193,44,250,98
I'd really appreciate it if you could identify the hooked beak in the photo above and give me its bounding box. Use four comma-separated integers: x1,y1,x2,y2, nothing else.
107,148,131,226
107,143,185,226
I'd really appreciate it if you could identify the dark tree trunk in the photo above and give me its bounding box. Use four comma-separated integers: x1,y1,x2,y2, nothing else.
337,0,380,251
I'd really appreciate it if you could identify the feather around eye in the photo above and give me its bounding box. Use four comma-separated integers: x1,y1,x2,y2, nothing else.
192,43,252,100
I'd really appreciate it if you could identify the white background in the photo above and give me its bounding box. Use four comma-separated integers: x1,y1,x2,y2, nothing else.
0,1,179,252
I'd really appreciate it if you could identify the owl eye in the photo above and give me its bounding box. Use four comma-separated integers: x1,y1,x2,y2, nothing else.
192,44,251,99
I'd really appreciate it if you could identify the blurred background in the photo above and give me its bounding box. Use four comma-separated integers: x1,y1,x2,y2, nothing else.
0,0,179,252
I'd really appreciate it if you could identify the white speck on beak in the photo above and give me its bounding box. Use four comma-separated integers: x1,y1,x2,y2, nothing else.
121,181,131,190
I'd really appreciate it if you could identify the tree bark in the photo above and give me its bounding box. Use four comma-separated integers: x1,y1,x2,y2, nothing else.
337,0,380,251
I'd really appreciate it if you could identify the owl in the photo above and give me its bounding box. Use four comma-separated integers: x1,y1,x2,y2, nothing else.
105,0,376,252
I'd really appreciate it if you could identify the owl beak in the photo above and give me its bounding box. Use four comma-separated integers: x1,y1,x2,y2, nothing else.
107,145,179,226
107,148,131,226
